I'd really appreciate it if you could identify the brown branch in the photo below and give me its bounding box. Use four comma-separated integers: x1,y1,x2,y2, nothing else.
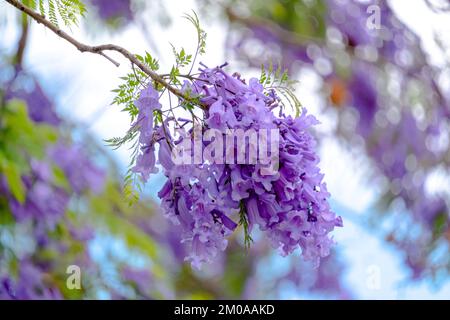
5,0,204,108
15,12,29,67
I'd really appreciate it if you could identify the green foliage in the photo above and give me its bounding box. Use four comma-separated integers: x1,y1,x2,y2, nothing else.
259,61,290,87
110,13,208,205
111,72,142,121
276,86,303,117
239,201,253,249
169,45,193,85
0,100,58,202
105,126,143,206
122,164,143,206
169,65,181,85
0,98,169,298
168,11,207,83
51,164,71,191
22,0,86,27
0,160,25,203
169,11,206,80
135,52,160,72
104,127,138,151
112,52,160,122
111,11,206,124
171,46,193,69
183,11,207,56
251,0,327,41
433,212,448,239
260,62,302,116
110,58,156,205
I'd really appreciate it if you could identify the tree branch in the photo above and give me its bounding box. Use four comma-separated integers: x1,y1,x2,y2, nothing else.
5,0,204,108
14,11,29,67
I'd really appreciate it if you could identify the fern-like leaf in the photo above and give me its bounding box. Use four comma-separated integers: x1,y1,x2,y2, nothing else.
20,0,86,27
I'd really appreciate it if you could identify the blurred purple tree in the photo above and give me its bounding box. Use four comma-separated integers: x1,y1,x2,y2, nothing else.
218,0,449,281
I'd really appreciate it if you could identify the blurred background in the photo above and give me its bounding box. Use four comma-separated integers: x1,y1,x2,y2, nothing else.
0,0,449,299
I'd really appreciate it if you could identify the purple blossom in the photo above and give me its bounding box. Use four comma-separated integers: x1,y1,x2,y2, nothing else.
48,143,105,194
349,62,378,137
327,0,378,47
9,162,69,227
134,65,342,268
131,86,162,182
91,0,133,22
5,78,60,125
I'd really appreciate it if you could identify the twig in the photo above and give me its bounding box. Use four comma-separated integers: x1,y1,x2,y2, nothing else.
15,11,29,67
5,0,205,109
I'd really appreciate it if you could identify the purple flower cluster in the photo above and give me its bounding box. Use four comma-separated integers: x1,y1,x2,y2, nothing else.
131,65,342,268
90,0,133,23
8,159,69,227
5,78,60,125
48,143,105,195
7,143,105,229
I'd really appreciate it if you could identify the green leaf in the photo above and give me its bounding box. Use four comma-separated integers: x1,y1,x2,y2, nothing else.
1,161,26,203
239,201,253,249
259,62,302,116
183,11,207,56
21,0,87,27
52,165,71,191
